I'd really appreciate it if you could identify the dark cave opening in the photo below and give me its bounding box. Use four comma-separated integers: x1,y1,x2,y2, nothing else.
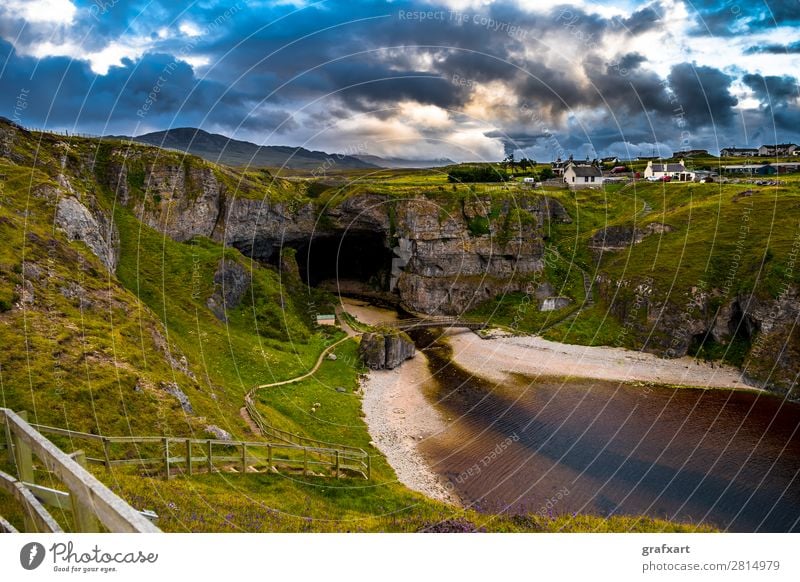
291,230,394,289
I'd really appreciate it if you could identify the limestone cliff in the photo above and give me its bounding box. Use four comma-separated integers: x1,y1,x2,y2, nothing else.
99,147,569,315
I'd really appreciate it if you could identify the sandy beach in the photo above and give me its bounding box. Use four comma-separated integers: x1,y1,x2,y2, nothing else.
447,329,757,389
360,352,460,504
339,298,458,504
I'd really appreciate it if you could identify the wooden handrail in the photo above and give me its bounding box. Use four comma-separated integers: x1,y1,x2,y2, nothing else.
25,418,369,479
0,408,160,533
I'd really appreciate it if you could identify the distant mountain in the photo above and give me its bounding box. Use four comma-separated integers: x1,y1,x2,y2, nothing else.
111,128,379,170
353,154,455,169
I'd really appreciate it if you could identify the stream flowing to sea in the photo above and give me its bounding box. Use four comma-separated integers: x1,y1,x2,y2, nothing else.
408,329,800,532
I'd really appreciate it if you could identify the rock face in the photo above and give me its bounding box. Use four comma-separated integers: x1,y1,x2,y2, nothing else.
55,197,119,272
359,331,415,369
540,297,572,311
117,165,569,315
597,274,800,398
130,163,224,242
392,196,567,314
206,259,251,322
161,381,193,414
590,223,673,256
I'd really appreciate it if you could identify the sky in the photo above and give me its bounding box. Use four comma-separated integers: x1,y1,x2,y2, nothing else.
0,0,798,162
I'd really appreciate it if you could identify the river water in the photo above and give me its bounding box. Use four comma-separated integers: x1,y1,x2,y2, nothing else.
409,330,800,532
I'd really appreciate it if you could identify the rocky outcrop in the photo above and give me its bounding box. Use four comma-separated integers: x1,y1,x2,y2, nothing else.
55,196,119,272
590,222,673,256
391,196,565,314
132,163,224,242
597,273,800,397
359,331,415,369
205,424,233,441
118,164,568,314
161,381,193,414
207,259,251,322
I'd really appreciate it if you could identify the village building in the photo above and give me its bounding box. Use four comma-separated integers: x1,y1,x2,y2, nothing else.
758,144,798,156
720,147,759,157
563,162,604,188
643,159,695,181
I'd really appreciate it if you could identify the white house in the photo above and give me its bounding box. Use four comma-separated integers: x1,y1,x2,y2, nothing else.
720,147,758,157
563,163,604,188
758,143,797,156
643,159,694,182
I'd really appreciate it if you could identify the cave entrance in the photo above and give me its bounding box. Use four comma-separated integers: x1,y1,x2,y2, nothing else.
292,230,394,290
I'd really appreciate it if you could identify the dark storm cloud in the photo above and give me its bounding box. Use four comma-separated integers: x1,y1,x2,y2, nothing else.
314,61,465,111
0,0,799,158
743,73,800,102
584,53,672,117
741,73,800,133
667,63,738,126
618,5,663,34
0,40,294,134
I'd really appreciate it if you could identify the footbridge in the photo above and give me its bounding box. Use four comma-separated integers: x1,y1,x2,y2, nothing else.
380,316,489,331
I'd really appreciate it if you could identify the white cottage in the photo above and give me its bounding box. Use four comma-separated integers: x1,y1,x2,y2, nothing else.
563,163,604,188
643,159,694,182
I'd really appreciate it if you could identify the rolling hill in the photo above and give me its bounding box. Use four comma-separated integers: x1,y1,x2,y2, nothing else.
111,127,379,170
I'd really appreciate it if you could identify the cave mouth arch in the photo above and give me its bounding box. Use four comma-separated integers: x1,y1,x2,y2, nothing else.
290,230,394,290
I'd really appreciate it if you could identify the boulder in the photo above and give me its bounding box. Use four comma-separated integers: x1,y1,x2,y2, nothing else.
359,331,415,370
207,259,251,322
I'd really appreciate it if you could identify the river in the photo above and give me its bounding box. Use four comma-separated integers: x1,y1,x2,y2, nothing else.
346,300,800,532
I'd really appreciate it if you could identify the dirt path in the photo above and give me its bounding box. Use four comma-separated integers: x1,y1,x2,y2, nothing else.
253,336,350,390
239,406,261,436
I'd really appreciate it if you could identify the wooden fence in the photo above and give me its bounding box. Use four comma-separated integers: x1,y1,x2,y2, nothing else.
242,398,370,479
28,421,369,480
0,408,160,533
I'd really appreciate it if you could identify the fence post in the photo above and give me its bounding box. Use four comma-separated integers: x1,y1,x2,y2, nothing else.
335,450,340,479
163,438,170,480
13,411,34,484
207,441,212,473
267,444,272,469
366,453,371,480
102,438,111,469
303,447,308,476
241,442,247,473
186,439,192,476
3,413,16,474
70,450,100,532
14,411,36,532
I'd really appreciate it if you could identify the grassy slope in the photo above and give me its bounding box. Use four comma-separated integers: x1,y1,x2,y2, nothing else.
0,128,719,532
528,179,800,358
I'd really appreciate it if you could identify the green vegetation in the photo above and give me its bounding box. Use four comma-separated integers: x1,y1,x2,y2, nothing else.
1,120,771,531
447,165,507,183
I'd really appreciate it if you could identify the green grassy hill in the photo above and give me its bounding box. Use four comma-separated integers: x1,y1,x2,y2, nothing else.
0,120,725,531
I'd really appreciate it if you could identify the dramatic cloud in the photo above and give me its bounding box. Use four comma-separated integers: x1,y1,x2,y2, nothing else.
0,0,798,160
